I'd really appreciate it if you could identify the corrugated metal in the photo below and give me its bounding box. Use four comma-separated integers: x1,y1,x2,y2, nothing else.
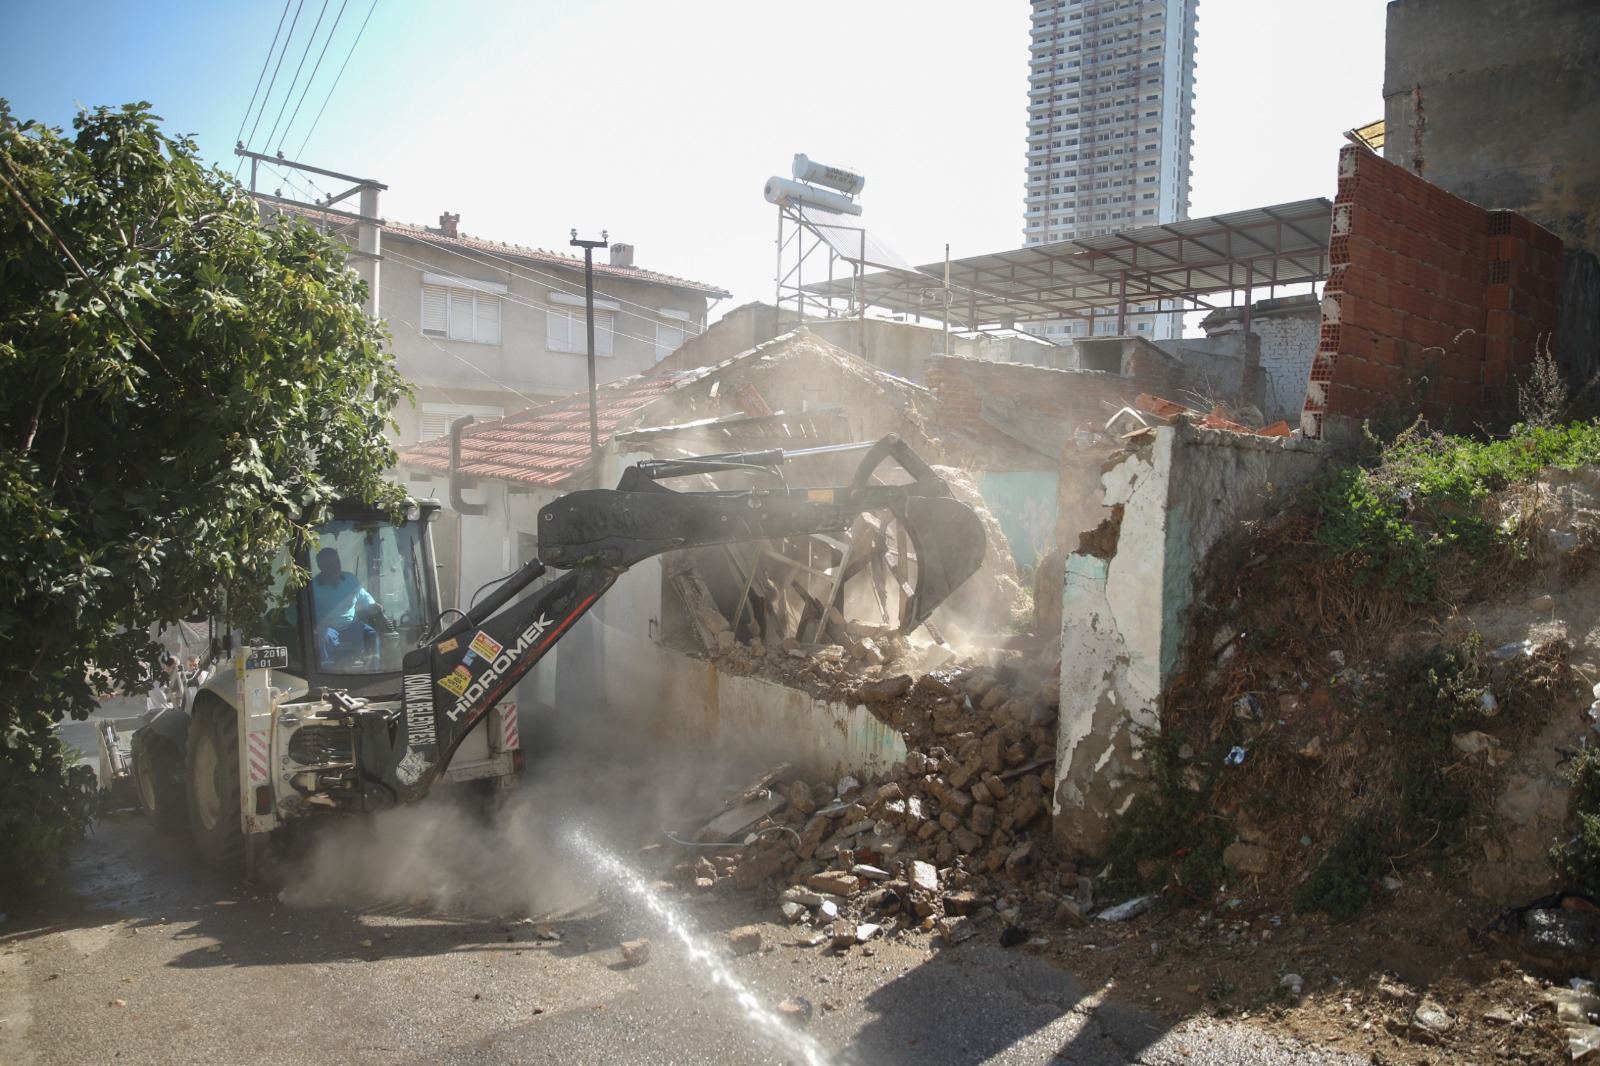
803,198,1334,328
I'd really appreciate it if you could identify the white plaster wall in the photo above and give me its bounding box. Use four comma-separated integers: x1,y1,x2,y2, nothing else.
1053,423,1328,854
598,623,908,782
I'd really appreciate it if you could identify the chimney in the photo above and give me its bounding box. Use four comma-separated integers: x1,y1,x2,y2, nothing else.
609,243,634,268
439,212,460,238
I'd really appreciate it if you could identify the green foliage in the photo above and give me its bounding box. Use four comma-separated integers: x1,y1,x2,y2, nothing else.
1103,729,1232,901
1296,641,1488,919
1550,747,1600,893
1296,816,1390,921
0,101,408,890
1307,419,1600,600
0,713,99,902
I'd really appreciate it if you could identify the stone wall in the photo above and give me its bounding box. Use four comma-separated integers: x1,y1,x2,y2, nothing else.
1197,295,1321,423
1052,423,1328,855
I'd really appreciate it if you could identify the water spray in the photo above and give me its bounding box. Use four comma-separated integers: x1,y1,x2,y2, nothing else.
571,827,835,1066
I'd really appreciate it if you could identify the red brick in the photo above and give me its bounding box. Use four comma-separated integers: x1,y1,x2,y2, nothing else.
1325,382,1371,417
1338,323,1385,359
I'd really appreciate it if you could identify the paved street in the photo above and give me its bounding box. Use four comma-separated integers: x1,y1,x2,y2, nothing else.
2,758,1360,1066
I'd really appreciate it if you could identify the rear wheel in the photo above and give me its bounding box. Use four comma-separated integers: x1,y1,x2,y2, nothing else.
130,729,188,835
186,695,244,869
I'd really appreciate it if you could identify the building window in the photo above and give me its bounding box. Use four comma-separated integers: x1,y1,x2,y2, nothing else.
546,291,619,356
421,274,505,344
418,403,504,442
654,308,695,362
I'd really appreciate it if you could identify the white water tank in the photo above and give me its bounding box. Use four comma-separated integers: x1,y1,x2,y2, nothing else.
792,154,866,197
763,176,862,216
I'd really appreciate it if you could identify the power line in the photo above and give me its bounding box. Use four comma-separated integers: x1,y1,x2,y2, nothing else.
390,229,716,328
244,0,307,152
294,0,378,159
381,245,686,352
236,0,295,148
276,0,349,154
261,0,332,153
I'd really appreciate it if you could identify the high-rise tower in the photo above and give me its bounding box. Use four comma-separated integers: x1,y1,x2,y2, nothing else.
1024,0,1198,339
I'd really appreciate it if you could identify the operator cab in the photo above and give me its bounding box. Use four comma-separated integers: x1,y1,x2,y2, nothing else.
268,499,442,694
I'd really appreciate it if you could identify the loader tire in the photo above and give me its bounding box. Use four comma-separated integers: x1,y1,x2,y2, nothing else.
187,694,244,870
131,730,188,835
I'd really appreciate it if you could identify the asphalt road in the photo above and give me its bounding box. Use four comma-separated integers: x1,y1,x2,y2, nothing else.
19,702,1361,1065
1,788,1365,1066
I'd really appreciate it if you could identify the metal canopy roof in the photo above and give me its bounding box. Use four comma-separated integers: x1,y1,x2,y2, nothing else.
802,198,1333,329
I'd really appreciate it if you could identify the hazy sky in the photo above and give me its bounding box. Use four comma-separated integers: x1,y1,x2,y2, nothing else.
3,0,1390,322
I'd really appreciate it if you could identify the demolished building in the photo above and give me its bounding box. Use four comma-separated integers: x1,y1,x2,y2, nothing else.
396,329,1024,781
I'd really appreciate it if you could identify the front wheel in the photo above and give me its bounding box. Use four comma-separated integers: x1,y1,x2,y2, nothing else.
186,695,244,869
130,729,188,835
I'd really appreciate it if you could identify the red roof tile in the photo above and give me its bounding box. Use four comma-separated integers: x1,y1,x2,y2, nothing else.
258,201,729,297
384,222,730,298
397,373,689,486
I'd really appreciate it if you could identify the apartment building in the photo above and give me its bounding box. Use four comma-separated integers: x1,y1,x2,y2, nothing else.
1024,0,1199,339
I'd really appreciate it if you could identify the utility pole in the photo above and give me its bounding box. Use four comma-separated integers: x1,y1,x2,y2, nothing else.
570,229,609,476
235,146,385,319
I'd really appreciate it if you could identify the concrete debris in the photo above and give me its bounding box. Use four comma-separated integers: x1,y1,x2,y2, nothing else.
1279,972,1305,997
661,656,1063,948
1097,895,1156,922
807,870,860,896
780,886,826,907
1410,998,1455,1042
778,997,813,1024
619,939,651,967
855,923,882,944
937,915,980,945
726,926,763,956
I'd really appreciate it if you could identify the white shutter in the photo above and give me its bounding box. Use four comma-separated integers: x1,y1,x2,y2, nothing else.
655,322,686,361
447,290,473,341
594,310,615,356
546,307,574,352
419,404,504,441
421,285,448,336
475,292,501,344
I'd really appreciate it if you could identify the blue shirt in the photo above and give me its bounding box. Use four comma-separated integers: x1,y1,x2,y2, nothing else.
313,571,375,627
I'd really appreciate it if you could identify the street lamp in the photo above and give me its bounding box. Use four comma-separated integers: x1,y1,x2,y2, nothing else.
569,228,608,475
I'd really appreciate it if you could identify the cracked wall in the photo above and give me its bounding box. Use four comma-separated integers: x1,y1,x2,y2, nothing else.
1052,422,1327,855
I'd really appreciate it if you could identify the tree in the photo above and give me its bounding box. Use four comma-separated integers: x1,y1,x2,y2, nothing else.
0,102,408,894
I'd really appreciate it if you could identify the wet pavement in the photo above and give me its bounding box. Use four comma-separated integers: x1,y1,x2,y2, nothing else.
1,794,1364,1066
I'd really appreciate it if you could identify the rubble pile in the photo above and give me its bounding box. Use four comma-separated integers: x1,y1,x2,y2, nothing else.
666,655,1102,945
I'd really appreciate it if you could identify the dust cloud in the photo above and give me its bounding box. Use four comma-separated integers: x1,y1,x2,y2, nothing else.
275,651,762,918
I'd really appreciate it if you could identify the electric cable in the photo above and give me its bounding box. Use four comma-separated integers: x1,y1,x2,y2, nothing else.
244,0,306,153
236,0,295,149
294,0,378,159
276,0,349,154
381,245,681,353
261,0,332,153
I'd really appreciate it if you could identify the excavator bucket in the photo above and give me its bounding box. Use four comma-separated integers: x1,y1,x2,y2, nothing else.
898,494,988,630
838,434,988,634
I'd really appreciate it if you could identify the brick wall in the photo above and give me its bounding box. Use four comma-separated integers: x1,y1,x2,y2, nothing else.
1303,146,1563,438
1252,306,1321,422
